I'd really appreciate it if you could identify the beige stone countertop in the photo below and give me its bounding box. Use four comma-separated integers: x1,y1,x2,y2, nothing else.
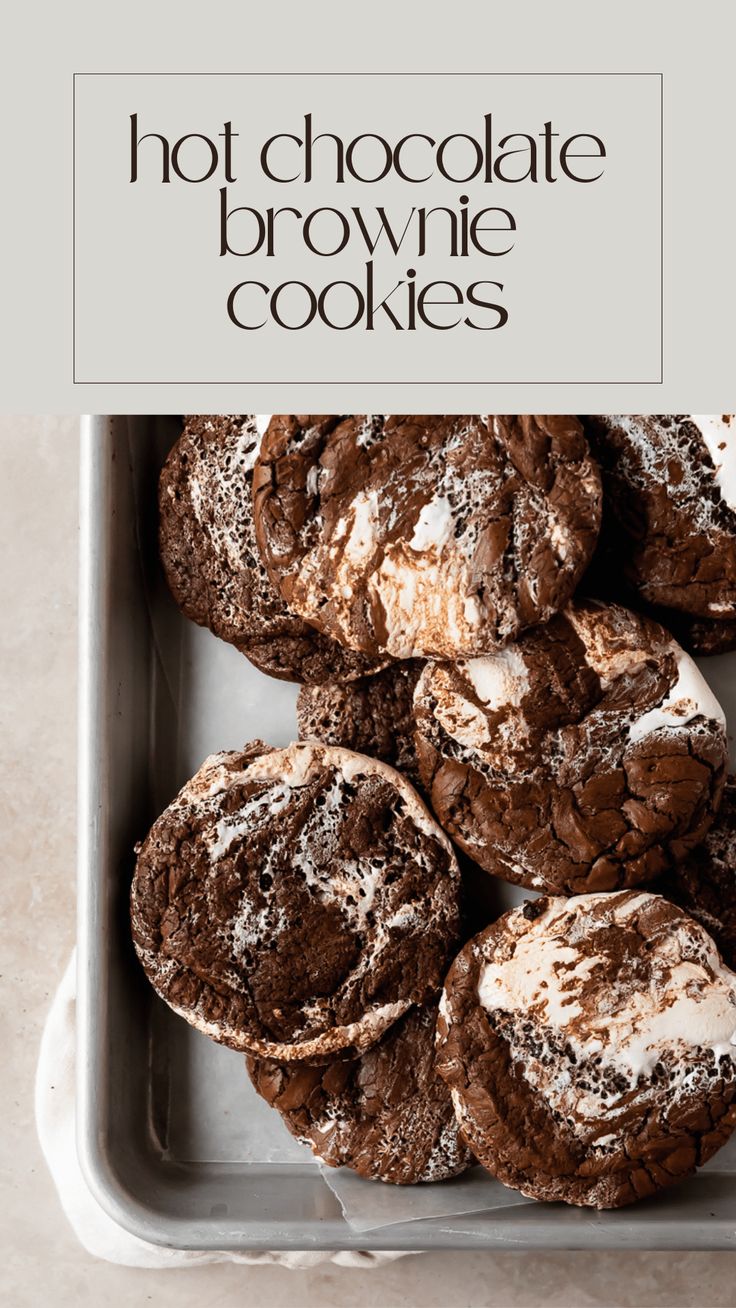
3,416,736,1308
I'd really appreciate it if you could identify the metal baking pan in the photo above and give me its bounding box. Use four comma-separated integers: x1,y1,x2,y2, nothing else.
77,415,736,1250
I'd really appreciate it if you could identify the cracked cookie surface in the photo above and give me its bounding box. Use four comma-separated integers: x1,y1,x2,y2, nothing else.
253,415,601,660
413,600,728,894
660,612,736,658
159,415,385,683
584,414,736,619
436,891,736,1208
247,1001,473,1184
297,660,424,788
130,741,460,1060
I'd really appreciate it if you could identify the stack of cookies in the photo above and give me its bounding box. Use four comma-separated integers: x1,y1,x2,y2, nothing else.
131,414,736,1209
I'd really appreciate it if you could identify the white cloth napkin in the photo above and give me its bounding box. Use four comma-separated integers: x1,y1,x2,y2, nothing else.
35,952,411,1270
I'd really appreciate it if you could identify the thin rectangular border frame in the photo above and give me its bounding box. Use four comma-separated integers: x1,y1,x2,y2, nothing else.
72,71,664,386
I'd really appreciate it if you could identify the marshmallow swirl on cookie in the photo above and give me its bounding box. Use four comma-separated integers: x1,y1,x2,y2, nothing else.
252,415,602,660
158,416,386,683
131,741,460,1061
436,891,736,1209
413,599,728,894
584,414,736,619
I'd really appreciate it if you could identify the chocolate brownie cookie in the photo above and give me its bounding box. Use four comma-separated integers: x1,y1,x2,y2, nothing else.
580,551,736,658
414,600,728,894
584,415,736,618
616,596,736,659
436,891,736,1209
253,415,602,660
296,664,500,930
630,607,736,658
159,416,384,682
661,777,736,969
656,611,736,658
247,1002,473,1184
131,741,460,1060
297,661,424,787
678,615,736,657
